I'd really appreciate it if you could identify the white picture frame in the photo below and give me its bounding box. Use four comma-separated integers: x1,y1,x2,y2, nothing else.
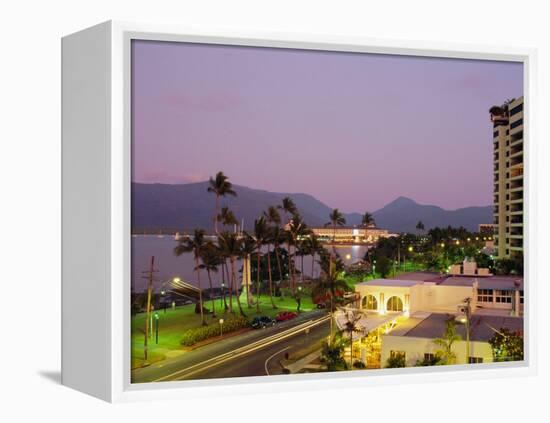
61,20,538,403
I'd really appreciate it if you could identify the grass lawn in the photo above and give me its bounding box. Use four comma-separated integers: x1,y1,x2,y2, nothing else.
131,293,315,368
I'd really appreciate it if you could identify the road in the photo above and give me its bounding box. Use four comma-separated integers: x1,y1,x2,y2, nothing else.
132,310,330,383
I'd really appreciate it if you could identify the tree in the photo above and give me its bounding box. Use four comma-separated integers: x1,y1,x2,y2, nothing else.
385,353,406,368
488,328,524,362
341,310,363,368
362,211,375,228
207,171,237,234
320,334,348,371
240,233,256,308
325,209,346,278
218,232,246,316
375,256,392,278
252,216,270,312
433,316,462,365
217,206,238,231
198,242,220,318
416,220,425,233
174,229,208,325
278,197,298,291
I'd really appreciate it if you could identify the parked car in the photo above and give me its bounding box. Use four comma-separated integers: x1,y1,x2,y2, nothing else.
316,302,327,309
275,311,298,322
251,316,276,329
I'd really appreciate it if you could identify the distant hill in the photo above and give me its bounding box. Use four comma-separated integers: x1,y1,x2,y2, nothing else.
131,182,491,234
372,196,492,233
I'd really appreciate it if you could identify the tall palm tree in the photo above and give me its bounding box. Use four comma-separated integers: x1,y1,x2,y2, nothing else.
240,233,256,308
252,216,269,312
214,242,229,311
325,209,346,277
287,213,306,293
218,232,246,316
198,242,220,318
342,310,363,368
308,234,323,280
174,229,208,326
278,197,298,292
264,206,284,291
207,171,237,234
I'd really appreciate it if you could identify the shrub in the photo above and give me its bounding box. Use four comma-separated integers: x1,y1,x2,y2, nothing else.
180,315,249,346
352,360,366,369
385,353,406,368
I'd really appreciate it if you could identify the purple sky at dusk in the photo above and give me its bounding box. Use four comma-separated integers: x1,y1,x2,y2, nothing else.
131,40,523,213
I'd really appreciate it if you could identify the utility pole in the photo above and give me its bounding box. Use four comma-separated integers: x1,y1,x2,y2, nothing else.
142,255,158,361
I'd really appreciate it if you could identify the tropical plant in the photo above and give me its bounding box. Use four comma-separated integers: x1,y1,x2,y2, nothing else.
433,316,462,365
252,216,270,311
240,233,257,308
488,327,524,362
362,211,375,228
325,209,346,277
207,171,237,234
180,315,249,346
320,334,348,371
218,231,246,316
385,353,406,368
416,220,425,232
198,242,220,318
341,310,363,368
174,229,208,325
217,206,238,231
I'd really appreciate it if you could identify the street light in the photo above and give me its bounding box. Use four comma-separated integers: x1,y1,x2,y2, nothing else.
219,318,224,337
154,312,160,344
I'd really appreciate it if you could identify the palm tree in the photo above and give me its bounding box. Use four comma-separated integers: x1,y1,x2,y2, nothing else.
362,211,375,228
416,220,425,233
264,206,285,291
218,206,238,232
174,229,208,325
252,216,269,312
342,310,363,368
308,234,323,280
218,232,246,316
325,209,346,277
264,206,282,307
287,213,307,293
207,171,237,234
240,233,256,308
198,242,220,318
433,316,462,365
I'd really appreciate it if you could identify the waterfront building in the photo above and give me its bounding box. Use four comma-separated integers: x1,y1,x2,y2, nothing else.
490,97,524,259
310,225,393,244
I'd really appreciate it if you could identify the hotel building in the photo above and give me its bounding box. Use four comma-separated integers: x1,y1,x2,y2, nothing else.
490,97,524,259
310,226,393,244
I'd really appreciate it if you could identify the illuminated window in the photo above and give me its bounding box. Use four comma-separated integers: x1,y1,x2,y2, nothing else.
390,350,406,360
477,289,493,303
362,294,378,310
386,296,403,312
495,290,512,304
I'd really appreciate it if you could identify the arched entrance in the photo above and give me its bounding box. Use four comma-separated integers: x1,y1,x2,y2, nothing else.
362,294,378,311
386,296,403,312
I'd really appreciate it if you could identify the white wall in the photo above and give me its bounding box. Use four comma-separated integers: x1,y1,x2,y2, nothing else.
381,335,494,367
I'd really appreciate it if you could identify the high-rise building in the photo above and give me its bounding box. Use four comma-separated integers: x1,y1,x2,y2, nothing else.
490,97,523,259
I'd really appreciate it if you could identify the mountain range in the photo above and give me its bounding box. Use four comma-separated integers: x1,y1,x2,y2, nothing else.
131,182,492,233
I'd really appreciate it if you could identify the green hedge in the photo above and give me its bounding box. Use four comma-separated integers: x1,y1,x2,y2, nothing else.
180,315,250,346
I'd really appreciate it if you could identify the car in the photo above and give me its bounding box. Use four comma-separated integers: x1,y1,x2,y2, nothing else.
275,311,298,322
316,302,327,309
251,316,276,329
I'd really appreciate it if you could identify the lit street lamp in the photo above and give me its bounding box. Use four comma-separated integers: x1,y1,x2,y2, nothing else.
154,312,160,344
219,318,224,337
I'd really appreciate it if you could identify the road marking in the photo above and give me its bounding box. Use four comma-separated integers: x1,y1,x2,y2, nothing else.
265,346,291,376
153,315,330,382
